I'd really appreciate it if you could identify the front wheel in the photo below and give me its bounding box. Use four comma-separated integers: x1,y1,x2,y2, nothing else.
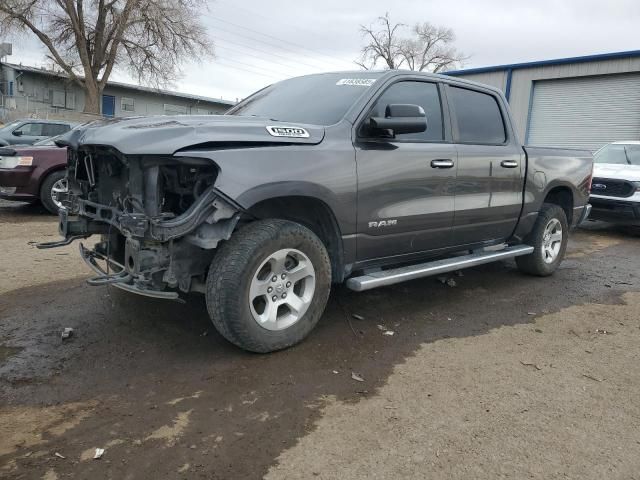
205,219,332,353
516,203,569,276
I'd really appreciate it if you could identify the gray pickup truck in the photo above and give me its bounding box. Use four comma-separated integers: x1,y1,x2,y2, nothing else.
41,71,593,352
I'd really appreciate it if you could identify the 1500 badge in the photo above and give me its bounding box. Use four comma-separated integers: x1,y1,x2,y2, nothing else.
266,126,310,138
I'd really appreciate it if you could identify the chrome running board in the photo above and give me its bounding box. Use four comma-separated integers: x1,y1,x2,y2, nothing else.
346,244,534,292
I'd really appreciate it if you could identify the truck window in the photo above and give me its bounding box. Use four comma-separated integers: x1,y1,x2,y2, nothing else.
15,123,44,136
43,124,70,136
367,81,443,141
594,144,640,165
449,86,506,144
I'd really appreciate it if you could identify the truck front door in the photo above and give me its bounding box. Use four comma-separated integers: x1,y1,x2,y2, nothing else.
446,85,525,244
354,80,457,262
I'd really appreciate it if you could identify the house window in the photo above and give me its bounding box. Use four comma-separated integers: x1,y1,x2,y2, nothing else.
122,97,135,112
163,103,187,115
65,93,76,110
52,90,65,108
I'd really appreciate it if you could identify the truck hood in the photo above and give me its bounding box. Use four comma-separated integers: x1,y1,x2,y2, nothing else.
56,115,325,155
593,163,640,182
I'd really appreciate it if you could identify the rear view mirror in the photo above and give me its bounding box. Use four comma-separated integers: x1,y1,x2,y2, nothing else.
12,130,22,136
369,104,427,136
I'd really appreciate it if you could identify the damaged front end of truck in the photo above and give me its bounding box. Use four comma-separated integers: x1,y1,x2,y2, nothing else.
40,144,241,300
36,113,325,301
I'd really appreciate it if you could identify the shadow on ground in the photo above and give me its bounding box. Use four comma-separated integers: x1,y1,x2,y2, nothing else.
0,220,637,478
0,199,52,221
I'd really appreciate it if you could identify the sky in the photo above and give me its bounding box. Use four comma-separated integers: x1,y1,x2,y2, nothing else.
6,0,640,103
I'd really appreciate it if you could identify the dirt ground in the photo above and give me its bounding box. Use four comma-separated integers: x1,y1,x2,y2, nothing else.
1,199,639,479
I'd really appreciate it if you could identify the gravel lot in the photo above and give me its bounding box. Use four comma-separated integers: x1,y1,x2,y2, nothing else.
1,198,639,479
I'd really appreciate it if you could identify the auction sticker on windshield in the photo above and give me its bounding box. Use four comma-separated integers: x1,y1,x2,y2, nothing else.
336,78,376,87
266,126,310,138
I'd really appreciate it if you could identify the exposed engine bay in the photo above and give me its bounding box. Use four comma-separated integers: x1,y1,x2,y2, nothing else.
48,146,241,298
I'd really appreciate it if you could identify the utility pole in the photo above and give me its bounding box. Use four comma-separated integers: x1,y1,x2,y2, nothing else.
0,43,10,98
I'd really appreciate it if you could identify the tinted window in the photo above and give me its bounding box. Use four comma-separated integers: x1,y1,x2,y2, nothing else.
228,72,383,126
42,124,70,136
367,81,443,141
594,144,640,165
450,87,506,144
16,123,44,136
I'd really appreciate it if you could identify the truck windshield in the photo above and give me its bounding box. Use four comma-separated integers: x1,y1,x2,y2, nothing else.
227,73,383,126
594,144,640,165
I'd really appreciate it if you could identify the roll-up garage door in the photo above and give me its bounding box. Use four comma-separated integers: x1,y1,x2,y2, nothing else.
526,73,640,150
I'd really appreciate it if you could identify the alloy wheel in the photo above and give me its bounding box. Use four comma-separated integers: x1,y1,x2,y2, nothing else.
541,218,562,264
51,178,68,210
248,248,316,331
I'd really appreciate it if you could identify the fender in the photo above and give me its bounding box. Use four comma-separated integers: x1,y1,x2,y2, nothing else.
175,143,358,236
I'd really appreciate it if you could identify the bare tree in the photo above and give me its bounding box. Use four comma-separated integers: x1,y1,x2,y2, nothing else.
356,13,466,72
0,0,213,114
355,13,405,70
399,23,466,73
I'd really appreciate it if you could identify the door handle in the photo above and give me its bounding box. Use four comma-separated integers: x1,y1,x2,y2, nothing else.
431,159,455,169
500,160,519,168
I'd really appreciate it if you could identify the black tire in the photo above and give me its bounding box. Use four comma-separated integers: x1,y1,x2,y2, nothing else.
516,203,569,276
205,219,332,353
40,170,66,215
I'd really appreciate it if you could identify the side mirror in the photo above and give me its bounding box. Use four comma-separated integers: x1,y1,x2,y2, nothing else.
369,104,427,136
12,130,23,137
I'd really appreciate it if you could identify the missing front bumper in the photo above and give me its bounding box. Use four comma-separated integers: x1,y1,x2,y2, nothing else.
79,242,182,301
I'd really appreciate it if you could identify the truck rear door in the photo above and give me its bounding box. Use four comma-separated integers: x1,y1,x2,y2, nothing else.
445,85,525,244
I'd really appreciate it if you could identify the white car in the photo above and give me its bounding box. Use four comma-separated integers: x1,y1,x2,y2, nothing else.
590,141,640,224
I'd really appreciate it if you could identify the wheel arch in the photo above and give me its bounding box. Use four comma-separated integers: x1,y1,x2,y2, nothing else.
543,185,574,225
244,195,345,283
37,165,67,192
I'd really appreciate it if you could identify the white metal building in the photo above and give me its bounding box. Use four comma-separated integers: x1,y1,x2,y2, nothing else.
445,50,640,150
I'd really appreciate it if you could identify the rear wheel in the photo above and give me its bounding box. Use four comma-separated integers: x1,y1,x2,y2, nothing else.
516,203,568,276
205,219,331,353
40,170,67,215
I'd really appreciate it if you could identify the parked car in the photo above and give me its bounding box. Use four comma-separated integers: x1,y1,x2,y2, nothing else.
0,139,67,213
41,71,593,352
589,141,640,224
0,119,74,146
0,123,94,213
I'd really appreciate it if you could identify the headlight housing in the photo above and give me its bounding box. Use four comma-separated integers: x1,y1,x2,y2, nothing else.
0,156,33,169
